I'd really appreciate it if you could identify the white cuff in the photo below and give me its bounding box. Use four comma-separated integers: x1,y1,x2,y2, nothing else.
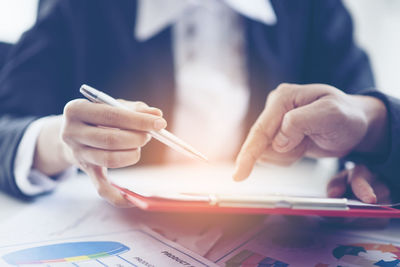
14,117,77,196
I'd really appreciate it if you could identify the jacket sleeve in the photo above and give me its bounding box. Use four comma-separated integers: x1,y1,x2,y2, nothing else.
303,0,375,92
0,1,76,199
344,91,400,197
305,1,400,194
0,115,37,199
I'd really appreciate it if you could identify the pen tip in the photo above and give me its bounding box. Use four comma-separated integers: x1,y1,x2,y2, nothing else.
196,153,209,163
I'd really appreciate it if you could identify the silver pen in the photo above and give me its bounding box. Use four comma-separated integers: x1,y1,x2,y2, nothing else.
80,84,208,162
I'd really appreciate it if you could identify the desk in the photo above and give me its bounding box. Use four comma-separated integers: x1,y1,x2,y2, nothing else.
0,189,26,222
0,163,400,266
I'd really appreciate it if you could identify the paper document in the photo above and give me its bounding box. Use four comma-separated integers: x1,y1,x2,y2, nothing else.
110,160,336,199
209,216,400,267
0,175,222,257
0,229,218,267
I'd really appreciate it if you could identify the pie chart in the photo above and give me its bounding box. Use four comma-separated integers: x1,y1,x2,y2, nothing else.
2,241,129,266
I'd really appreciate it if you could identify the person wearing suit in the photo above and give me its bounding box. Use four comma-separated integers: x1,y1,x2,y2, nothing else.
0,0,388,206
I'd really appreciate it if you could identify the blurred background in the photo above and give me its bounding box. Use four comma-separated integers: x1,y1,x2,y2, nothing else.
0,0,399,97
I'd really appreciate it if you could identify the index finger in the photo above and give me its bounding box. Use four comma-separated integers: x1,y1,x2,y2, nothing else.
233,89,289,181
64,99,167,132
349,165,377,204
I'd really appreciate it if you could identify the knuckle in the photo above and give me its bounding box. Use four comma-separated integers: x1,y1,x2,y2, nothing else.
268,90,278,102
267,83,295,107
63,99,84,119
137,133,151,147
63,101,75,116
275,83,293,96
135,101,148,109
277,83,291,90
103,133,118,148
136,118,146,130
103,109,120,124
282,113,296,129
324,99,344,117
137,116,152,130
103,152,120,168
252,122,272,143
251,121,266,135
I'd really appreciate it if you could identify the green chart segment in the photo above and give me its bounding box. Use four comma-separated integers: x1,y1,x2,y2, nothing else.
2,241,129,265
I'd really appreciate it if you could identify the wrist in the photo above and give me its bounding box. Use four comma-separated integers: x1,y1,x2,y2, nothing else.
352,95,389,155
33,116,72,176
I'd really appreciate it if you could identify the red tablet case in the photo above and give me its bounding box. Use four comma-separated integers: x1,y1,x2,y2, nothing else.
113,184,400,218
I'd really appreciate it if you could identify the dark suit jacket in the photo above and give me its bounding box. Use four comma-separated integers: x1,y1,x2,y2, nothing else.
0,42,11,69
0,0,386,199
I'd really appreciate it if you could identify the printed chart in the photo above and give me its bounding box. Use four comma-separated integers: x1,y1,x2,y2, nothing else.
331,243,400,267
221,243,400,267
2,241,129,266
215,217,400,267
0,229,217,267
224,250,288,267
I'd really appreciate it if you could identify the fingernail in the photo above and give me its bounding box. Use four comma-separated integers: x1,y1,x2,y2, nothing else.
233,174,242,182
151,108,163,116
154,118,167,130
146,107,161,114
233,169,241,182
274,132,289,148
363,193,377,204
233,157,249,182
145,133,152,143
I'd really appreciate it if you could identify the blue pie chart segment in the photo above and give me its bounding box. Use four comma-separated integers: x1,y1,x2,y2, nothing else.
2,241,129,265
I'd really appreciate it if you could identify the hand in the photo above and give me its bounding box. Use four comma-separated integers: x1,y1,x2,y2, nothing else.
327,163,391,204
324,164,391,229
33,99,166,207
233,83,388,181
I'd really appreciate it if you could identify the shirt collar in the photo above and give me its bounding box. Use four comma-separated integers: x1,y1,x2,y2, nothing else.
135,0,277,41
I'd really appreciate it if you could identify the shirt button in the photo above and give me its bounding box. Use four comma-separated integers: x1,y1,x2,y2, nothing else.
185,24,196,38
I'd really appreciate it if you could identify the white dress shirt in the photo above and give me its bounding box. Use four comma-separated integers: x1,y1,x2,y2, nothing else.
15,0,276,195
137,0,276,163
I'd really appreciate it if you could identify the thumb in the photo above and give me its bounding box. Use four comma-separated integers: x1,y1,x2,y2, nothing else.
272,102,319,153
